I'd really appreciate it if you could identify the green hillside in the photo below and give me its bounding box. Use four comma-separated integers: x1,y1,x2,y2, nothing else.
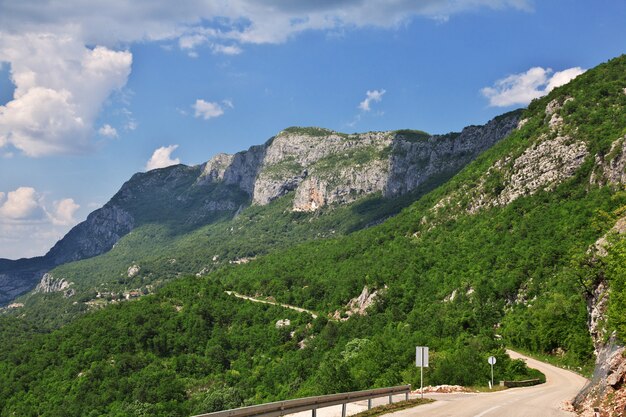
12,181,446,328
0,55,624,417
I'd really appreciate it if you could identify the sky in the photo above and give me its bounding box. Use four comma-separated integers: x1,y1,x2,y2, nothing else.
0,0,625,260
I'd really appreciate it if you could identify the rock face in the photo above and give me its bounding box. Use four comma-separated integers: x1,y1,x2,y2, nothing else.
469,135,588,213
386,115,519,197
592,136,626,186
34,273,71,294
575,216,626,416
332,286,381,321
0,113,519,305
127,265,140,278
201,113,519,213
463,98,590,214
46,205,135,265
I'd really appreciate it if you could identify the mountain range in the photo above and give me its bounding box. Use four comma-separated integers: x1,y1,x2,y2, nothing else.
0,55,624,417
0,112,519,306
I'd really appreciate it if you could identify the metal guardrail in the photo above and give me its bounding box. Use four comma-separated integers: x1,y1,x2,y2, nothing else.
192,385,412,417
500,378,542,388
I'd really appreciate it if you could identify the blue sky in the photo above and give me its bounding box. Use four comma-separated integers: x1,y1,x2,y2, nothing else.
0,0,625,259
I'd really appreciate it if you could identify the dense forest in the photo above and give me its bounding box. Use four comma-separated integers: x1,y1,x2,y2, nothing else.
0,55,624,416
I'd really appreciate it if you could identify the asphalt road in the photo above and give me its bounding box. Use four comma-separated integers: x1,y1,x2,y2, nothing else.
388,350,588,417
287,350,588,417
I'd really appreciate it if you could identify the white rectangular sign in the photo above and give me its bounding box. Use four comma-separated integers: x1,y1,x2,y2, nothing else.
416,346,429,368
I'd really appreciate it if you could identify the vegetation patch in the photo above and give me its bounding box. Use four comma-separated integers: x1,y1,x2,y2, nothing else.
393,129,430,142
313,146,391,175
282,126,348,138
350,398,434,417
262,157,304,180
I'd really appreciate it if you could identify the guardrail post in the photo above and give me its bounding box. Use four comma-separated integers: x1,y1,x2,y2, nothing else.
405,391,409,401
190,384,412,417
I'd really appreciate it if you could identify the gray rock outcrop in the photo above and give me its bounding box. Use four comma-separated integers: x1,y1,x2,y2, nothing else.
46,204,135,265
197,112,520,213
34,273,72,294
386,114,520,197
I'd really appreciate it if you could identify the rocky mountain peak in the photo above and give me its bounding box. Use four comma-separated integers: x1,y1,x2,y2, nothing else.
193,113,521,213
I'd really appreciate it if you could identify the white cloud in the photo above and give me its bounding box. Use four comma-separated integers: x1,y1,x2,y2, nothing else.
49,198,80,226
0,34,132,156
0,1,532,47
98,124,118,138
145,145,180,171
359,89,386,112
193,99,226,120
481,66,585,107
546,67,586,92
0,186,82,259
0,1,531,158
211,44,243,55
0,187,43,220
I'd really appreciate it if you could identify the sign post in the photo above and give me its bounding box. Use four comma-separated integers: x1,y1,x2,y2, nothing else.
416,346,429,399
488,356,497,389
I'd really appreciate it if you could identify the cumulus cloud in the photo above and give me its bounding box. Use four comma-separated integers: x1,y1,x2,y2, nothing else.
0,187,81,258
0,187,44,220
193,99,228,120
0,34,132,156
49,198,80,226
481,66,585,107
145,145,180,171
98,124,118,138
359,89,386,112
0,1,531,158
546,67,586,92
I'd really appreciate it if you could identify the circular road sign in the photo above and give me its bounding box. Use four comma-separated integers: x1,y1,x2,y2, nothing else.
488,356,497,365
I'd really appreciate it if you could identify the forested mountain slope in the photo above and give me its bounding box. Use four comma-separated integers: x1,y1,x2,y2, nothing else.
0,55,624,417
2,112,519,327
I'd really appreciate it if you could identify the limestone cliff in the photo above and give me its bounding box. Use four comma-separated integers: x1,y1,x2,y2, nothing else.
198,112,520,213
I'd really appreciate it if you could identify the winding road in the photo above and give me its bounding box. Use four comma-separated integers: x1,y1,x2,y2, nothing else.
225,291,318,318
389,350,588,417
286,350,588,417
225,291,588,416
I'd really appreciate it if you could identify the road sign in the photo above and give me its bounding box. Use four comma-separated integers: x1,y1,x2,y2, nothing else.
416,346,429,367
416,346,429,399
488,356,496,388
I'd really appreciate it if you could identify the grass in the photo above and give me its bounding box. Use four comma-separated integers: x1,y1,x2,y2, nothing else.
350,398,434,417
282,126,348,138
469,385,509,392
393,130,431,142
